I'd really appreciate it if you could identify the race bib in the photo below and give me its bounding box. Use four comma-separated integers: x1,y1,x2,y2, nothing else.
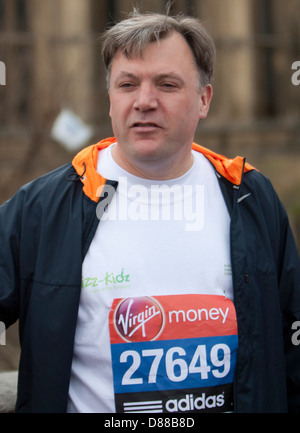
109,294,238,413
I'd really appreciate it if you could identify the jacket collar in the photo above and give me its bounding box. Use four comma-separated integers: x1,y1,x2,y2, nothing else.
72,137,255,202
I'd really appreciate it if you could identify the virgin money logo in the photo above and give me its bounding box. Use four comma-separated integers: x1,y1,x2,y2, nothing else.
114,297,165,343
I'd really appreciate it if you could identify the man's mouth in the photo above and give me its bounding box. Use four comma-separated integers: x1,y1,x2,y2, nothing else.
131,122,160,128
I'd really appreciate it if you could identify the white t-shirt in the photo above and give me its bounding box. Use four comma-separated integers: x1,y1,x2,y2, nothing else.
67,145,236,414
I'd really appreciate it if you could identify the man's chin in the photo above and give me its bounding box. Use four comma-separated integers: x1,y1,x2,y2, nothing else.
129,139,165,161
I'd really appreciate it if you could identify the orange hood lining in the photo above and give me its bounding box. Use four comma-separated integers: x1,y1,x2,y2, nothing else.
72,137,255,202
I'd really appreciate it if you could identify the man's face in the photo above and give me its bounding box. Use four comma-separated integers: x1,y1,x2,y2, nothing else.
108,32,212,179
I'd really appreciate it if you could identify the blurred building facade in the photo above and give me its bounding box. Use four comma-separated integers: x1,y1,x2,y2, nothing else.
0,0,300,242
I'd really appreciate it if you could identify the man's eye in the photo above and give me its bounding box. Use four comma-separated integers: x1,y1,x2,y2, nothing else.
120,82,135,88
160,82,178,89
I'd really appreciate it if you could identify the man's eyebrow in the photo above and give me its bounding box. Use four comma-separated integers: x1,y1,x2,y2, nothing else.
115,72,138,81
156,73,183,80
115,71,185,83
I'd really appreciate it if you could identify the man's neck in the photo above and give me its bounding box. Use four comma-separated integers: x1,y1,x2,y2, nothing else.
111,145,195,180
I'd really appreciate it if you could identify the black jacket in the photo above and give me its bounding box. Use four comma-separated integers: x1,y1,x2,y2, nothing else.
0,138,299,413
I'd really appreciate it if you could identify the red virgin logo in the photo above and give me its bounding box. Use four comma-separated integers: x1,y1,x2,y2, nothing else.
114,297,165,342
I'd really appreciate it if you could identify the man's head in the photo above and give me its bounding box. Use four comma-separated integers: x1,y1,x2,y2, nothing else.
101,10,215,180
102,10,216,90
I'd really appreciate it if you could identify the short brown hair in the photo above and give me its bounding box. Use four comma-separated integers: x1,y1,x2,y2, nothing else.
101,10,216,88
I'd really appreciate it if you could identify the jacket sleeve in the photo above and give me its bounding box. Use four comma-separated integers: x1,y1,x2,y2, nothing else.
0,191,24,329
276,194,300,412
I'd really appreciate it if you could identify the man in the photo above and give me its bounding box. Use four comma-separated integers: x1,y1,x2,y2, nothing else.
0,10,299,414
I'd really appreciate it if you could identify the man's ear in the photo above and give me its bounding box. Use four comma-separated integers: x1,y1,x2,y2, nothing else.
199,85,213,119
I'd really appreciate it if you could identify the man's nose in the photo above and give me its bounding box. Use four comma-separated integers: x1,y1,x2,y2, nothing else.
133,83,158,112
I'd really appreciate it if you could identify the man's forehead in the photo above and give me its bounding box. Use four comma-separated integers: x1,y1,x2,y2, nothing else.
110,35,197,78
112,32,195,64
